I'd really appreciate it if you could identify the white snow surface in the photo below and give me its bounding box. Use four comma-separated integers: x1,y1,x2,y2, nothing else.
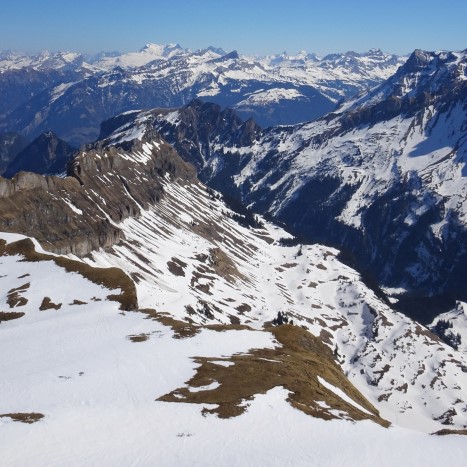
233,88,306,107
1,230,466,464
317,376,373,416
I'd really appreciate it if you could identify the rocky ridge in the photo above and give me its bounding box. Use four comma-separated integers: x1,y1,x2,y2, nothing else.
3,131,76,178
0,128,195,255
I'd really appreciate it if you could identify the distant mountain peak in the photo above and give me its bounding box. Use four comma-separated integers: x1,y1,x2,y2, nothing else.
139,43,183,54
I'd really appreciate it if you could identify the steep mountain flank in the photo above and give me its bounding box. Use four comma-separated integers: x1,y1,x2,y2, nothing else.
0,132,28,173
3,131,76,177
141,49,467,321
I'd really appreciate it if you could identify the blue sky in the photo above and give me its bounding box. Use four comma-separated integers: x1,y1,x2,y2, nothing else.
1,0,466,56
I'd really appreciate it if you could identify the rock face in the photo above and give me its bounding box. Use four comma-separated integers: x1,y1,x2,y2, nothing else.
136,49,467,322
3,131,76,178
0,129,195,256
100,100,262,176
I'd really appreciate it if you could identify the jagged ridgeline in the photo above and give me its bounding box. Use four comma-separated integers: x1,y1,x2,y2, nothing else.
0,132,195,255
0,45,404,146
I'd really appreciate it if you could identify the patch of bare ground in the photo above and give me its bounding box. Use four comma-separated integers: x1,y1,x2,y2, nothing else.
39,297,62,311
0,413,44,424
433,429,467,436
167,257,187,277
69,299,87,306
236,303,251,315
6,283,30,308
158,324,389,426
323,251,335,260
140,309,200,339
254,232,274,244
6,292,28,308
378,393,392,402
0,311,25,322
208,247,244,284
127,333,150,343
130,272,144,283
1,238,137,310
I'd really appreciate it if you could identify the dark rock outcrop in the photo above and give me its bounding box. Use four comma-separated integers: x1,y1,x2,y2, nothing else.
0,129,196,256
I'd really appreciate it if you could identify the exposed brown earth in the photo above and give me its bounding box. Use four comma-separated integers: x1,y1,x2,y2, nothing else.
158,323,389,426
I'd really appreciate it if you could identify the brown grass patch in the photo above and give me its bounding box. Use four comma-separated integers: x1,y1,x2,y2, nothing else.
378,393,392,402
8,283,30,294
140,309,200,339
0,311,25,322
209,247,243,284
6,282,30,308
167,257,187,277
6,292,28,308
2,238,137,310
433,428,467,436
158,324,388,426
0,413,44,424
39,297,62,311
127,333,150,342
69,299,87,306
236,304,252,314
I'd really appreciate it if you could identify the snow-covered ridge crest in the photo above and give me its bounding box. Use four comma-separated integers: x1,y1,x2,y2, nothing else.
0,50,87,73
338,49,467,114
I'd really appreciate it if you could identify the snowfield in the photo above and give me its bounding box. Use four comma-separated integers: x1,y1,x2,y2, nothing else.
1,232,467,466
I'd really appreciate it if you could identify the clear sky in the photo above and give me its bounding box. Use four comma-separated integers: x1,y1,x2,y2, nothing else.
1,0,466,56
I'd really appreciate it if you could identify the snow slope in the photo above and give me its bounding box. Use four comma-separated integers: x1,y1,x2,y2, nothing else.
1,232,467,466
67,150,467,433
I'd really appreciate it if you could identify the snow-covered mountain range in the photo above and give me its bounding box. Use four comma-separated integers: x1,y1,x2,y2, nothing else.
2,104,467,443
1,44,467,464
0,44,405,146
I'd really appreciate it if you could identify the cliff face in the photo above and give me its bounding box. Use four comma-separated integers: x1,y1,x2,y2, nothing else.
0,130,196,255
